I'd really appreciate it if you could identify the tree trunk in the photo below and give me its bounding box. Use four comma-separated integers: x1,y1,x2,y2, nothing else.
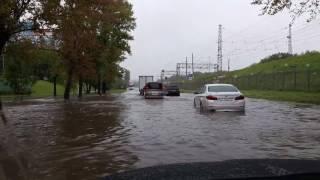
102,81,107,94
0,33,10,57
64,68,73,100
97,74,101,95
85,82,91,94
78,76,83,98
53,75,57,97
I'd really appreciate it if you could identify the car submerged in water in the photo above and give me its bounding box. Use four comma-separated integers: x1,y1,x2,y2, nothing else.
165,85,180,96
143,82,164,99
193,84,245,111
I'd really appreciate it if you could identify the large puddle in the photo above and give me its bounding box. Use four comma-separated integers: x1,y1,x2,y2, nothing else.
1,90,320,179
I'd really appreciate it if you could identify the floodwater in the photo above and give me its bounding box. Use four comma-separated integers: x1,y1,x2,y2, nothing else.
1,89,320,179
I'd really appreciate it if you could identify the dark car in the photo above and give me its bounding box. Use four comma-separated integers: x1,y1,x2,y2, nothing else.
144,82,164,99
166,85,180,96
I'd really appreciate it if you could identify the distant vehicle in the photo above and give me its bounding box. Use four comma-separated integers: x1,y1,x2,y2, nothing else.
139,76,153,95
194,84,245,111
165,85,180,96
144,82,164,99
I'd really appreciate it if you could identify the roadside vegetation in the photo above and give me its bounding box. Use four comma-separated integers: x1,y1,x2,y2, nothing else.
0,0,135,100
173,52,320,104
242,90,320,105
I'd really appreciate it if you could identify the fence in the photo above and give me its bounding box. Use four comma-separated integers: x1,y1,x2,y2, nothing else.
220,70,320,92
179,69,320,92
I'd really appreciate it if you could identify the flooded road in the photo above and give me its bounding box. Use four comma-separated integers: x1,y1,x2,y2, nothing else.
1,90,320,179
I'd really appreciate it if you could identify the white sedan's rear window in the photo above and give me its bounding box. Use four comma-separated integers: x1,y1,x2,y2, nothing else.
208,86,238,92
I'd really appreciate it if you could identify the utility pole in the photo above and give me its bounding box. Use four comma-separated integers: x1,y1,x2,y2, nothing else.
192,53,194,76
176,64,179,76
228,59,230,72
185,57,188,78
287,23,293,55
217,24,223,72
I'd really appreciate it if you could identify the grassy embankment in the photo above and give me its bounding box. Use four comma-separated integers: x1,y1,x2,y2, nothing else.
0,80,65,101
0,80,126,101
242,90,320,104
179,52,320,104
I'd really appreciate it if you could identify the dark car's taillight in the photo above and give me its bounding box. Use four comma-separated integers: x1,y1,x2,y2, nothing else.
206,95,218,100
235,95,245,100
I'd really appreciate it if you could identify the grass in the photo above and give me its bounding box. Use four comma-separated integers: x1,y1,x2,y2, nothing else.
0,80,65,101
243,90,320,105
109,89,126,94
228,52,320,77
31,80,65,97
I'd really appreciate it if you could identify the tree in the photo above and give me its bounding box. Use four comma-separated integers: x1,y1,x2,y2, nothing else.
44,0,136,99
260,52,294,63
0,0,43,56
252,0,320,21
44,0,106,99
32,49,63,96
4,40,37,94
96,1,135,94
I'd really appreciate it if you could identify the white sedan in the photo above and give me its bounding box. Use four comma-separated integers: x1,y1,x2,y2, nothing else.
194,84,245,111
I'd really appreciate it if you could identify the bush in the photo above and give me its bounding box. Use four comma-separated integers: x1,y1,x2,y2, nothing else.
260,52,295,64
4,40,37,94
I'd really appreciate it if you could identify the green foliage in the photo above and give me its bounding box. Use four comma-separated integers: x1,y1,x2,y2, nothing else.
243,90,320,104
0,0,42,54
252,0,320,21
260,52,294,64
0,80,13,94
172,51,320,92
228,51,320,77
4,40,38,94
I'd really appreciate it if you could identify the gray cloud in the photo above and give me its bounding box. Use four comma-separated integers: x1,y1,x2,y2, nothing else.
122,0,320,80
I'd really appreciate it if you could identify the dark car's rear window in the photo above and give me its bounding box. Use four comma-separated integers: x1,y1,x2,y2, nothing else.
147,83,162,89
208,85,238,92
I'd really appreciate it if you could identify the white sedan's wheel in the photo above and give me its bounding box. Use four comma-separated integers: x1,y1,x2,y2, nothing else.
200,102,204,112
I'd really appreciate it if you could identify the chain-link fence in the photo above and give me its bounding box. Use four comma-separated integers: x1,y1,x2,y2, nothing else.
220,70,320,92
178,69,320,92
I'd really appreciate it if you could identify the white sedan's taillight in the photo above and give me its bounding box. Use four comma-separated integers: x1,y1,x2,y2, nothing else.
235,95,245,100
206,95,218,100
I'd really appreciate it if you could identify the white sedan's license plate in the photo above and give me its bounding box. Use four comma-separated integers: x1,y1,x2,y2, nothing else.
151,92,159,95
219,98,233,101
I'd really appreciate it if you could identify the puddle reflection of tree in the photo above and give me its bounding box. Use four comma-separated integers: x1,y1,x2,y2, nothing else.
45,99,139,179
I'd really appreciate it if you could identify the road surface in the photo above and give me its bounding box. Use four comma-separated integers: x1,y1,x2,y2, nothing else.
1,89,320,179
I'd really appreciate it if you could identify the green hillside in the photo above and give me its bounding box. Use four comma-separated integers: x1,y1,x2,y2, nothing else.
176,51,320,93
227,51,320,77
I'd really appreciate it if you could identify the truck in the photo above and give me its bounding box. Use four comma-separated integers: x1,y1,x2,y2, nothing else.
139,76,154,95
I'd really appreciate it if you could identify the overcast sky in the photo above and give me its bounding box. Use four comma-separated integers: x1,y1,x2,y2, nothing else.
121,0,320,80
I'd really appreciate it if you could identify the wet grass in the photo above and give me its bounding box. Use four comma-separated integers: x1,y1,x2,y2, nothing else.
32,80,65,97
0,81,65,102
109,89,127,94
243,90,320,105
